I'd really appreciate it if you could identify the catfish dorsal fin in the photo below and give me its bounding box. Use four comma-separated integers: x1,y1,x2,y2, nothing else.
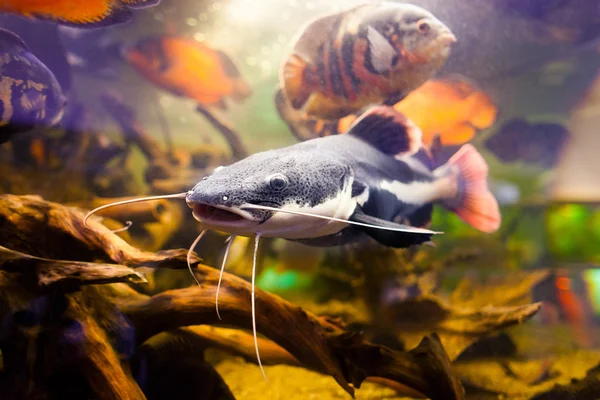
346,105,422,157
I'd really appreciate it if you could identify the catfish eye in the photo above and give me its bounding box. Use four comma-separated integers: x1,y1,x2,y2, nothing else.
269,174,288,191
417,20,430,34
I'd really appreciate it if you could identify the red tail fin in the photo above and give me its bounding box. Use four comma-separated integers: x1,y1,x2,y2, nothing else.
439,144,501,233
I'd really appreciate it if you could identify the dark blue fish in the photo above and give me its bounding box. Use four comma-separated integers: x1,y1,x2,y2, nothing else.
0,29,66,144
484,118,570,169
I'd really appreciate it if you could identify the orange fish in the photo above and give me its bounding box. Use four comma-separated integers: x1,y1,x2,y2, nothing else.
555,273,593,347
123,36,252,109
0,0,160,28
279,2,456,121
276,76,497,146
393,77,498,145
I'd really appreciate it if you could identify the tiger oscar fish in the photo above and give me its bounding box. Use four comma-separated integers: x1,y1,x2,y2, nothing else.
279,1,456,121
276,76,498,145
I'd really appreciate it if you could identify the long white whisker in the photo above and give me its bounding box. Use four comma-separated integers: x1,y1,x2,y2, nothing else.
108,220,133,234
187,229,208,288
241,204,443,235
83,192,188,231
216,234,236,321
252,233,267,381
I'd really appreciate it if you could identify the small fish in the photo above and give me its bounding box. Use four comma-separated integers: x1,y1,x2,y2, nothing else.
484,118,570,168
279,2,456,121
0,29,66,144
276,76,498,145
122,36,252,110
83,106,500,381
0,0,160,28
393,77,498,145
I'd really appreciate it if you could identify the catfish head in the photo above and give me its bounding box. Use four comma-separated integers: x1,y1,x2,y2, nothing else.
185,148,356,239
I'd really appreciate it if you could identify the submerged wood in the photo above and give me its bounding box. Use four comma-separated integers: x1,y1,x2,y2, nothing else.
117,282,463,399
0,194,197,267
0,194,463,399
196,105,248,160
100,92,166,163
347,243,544,361
0,246,146,288
66,197,171,225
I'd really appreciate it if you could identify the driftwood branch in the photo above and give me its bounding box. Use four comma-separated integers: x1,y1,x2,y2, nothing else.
0,194,198,268
67,294,147,400
0,194,463,399
0,245,146,288
196,105,248,160
117,277,464,399
100,92,166,163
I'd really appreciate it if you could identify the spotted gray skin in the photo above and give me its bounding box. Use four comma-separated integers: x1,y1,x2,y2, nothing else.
187,145,353,222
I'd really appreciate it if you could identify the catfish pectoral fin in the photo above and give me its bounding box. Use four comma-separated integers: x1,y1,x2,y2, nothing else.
350,208,435,248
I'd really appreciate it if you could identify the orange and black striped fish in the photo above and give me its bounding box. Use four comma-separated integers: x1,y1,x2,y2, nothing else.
278,1,456,121
123,36,252,110
0,0,160,28
276,76,497,146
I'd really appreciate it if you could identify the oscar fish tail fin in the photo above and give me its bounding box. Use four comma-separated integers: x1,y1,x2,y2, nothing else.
281,53,319,110
435,144,501,233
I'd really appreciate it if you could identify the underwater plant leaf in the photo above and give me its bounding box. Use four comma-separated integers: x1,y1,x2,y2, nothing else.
391,296,542,361
383,270,549,361
449,270,550,308
0,245,147,288
453,351,600,398
530,361,600,399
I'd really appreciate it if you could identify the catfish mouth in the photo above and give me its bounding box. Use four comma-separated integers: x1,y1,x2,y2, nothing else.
190,203,257,226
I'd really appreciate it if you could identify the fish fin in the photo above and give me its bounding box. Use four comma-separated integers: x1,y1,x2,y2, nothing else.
437,144,501,232
0,28,29,51
367,26,397,74
274,88,317,142
350,207,434,248
119,0,161,9
215,49,243,78
231,79,253,103
24,6,133,28
346,105,422,157
282,54,319,110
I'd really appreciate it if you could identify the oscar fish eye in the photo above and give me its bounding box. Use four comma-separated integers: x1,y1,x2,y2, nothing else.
417,20,430,34
268,173,288,191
